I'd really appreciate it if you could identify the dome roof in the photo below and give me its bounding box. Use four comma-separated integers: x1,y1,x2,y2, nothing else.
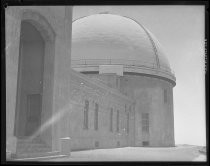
71,14,175,84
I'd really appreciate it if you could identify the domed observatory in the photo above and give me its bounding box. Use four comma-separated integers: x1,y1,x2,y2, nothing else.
71,14,176,147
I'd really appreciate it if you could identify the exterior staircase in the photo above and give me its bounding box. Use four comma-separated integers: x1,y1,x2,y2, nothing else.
15,138,59,159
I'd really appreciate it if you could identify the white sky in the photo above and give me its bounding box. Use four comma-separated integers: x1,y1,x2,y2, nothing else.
72,5,206,146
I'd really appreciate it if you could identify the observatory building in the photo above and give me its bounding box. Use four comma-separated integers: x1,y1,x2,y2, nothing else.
6,7,176,159
71,14,176,147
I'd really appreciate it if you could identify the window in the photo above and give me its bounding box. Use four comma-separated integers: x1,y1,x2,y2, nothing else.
142,141,149,146
117,141,120,147
116,77,120,89
110,108,113,132
94,103,99,130
127,113,129,134
84,100,89,129
116,110,119,132
142,113,149,133
95,141,99,148
164,89,167,103
129,105,131,112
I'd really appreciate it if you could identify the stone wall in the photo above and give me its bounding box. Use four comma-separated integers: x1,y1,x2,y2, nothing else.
122,74,175,147
64,70,134,150
5,6,73,154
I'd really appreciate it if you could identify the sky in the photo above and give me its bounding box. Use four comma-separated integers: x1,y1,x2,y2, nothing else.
72,6,206,146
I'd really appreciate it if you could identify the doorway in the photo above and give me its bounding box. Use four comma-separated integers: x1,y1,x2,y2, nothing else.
15,21,45,138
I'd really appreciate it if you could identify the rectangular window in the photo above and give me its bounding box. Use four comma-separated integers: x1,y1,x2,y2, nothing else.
142,113,149,133
164,89,167,103
94,103,99,130
84,100,89,129
95,141,99,148
127,113,129,134
142,141,149,146
129,105,131,112
117,141,120,147
116,110,119,132
110,108,113,132
116,77,120,89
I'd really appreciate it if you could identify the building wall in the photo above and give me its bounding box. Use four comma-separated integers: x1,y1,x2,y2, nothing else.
66,70,134,150
6,7,21,154
80,72,175,147
6,6,73,153
85,73,121,90
121,75,175,147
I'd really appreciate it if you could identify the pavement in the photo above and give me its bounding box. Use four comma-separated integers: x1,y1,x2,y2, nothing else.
39,145,206,162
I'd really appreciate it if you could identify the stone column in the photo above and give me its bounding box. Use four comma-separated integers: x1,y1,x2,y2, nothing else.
51,6,73,152
5,7,21,157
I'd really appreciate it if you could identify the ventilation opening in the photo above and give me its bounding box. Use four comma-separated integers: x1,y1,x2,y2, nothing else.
117,141,120,147
95,141,99,148
142,141,149,147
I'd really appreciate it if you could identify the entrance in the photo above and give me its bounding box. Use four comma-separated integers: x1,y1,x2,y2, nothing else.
25,94,42,136
15,21,45,137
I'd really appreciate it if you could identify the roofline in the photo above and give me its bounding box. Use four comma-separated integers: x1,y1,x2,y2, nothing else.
123,72,176,87
80,71,176,87
70,69,134,102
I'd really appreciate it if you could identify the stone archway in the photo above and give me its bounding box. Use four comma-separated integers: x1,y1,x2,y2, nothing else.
15,20,45,137
14,11,55,148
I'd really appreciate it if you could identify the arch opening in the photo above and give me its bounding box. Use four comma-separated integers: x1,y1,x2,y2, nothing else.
13,11,56,152
15,21,45,138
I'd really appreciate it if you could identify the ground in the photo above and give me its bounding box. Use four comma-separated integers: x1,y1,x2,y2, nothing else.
42,145,206,162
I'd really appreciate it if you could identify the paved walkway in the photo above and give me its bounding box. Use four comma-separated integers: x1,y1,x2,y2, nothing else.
41,145,206,162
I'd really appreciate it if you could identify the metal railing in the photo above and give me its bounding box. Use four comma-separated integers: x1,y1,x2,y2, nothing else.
71,59,175,76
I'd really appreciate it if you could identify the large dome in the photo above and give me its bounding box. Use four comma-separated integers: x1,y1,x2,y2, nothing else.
71,14,175,84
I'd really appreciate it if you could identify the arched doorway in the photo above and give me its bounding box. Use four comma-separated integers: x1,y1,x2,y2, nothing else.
15,21,45,138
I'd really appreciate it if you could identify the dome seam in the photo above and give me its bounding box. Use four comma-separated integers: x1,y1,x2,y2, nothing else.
141,26,160,68
122,15,160,69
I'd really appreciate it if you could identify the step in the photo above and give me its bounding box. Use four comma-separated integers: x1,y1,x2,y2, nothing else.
17,138,44,143
17,143,51,154
15,151,60,159
17,147,51,153
17,143,50,149
17,140,44,144
18,146,50,150
17,145,51,150
14,154,68,161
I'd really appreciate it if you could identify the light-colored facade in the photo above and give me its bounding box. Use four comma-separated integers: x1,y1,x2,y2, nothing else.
71,14,176,147
6,7,176,159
